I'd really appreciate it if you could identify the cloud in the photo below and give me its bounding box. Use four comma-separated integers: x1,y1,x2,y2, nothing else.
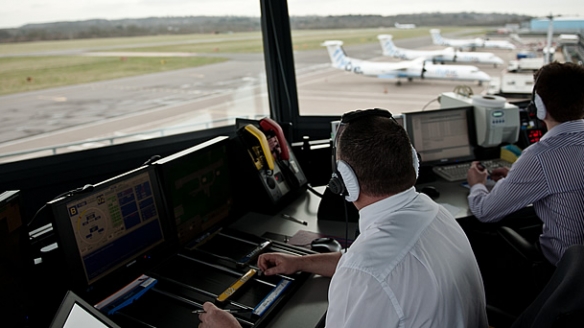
1,0,582,29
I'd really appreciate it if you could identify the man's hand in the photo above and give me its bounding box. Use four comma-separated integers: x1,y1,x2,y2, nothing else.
467,161,488,187
490,167,510,182
257,253,301,276
198,302,242,328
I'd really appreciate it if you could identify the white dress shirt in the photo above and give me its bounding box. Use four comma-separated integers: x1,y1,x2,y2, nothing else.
325,187,487,328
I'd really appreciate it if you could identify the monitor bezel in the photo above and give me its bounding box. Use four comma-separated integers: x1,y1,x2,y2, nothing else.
48,165,172,296
152,136,236,247
404,106,476,167
49,290,121,328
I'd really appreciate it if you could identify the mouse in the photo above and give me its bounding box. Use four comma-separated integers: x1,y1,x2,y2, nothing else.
420,186,440,199
311,237,342,253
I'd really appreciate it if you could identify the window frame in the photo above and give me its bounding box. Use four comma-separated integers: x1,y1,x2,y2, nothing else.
260,0,340,142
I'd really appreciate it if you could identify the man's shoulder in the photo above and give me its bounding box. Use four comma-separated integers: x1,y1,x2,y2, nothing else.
339,230,414,279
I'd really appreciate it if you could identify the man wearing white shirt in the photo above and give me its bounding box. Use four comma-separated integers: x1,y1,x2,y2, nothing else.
198,109,487,328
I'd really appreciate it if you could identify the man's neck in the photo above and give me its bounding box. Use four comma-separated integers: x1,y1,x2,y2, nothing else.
544,118,560,130
354,193,394,210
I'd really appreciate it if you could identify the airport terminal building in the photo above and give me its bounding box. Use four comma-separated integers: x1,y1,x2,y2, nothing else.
530,17,584,33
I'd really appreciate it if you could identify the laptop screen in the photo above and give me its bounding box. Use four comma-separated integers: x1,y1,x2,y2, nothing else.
50,290,120,328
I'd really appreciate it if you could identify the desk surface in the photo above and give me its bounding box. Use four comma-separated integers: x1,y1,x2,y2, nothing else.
229,180,472,328
415,178,473,219
230,187,357,328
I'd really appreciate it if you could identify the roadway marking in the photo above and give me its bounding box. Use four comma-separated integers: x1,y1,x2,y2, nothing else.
87,84,216,96
36,95,68,102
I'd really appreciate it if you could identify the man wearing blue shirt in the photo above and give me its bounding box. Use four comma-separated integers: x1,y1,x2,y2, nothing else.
467,62,584,266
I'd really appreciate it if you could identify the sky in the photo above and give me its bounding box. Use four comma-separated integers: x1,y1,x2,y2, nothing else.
0,0,583,29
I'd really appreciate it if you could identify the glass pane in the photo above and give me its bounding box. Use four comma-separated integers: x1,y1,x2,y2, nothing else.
0,2,269,162
288,4,543,118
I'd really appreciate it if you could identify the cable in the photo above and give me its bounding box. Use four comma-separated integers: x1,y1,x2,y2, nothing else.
343,198,349,253
27,184,95,228
306,184,323,198
27,203,47,228
421,97,439,111
142,155,161,166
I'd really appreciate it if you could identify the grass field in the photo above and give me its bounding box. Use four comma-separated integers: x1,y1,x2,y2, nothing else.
0,56,228,95
0,27,486,95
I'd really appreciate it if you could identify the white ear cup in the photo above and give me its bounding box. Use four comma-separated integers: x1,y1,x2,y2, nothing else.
535,93,547,120
411,145,419,179
337,160,360,202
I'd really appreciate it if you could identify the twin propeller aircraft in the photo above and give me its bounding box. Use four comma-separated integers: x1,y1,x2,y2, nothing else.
377,34,505,67
430,29,516,51
321,39,492,86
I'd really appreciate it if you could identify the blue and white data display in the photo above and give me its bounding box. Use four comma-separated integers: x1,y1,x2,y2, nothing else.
66,171,164,283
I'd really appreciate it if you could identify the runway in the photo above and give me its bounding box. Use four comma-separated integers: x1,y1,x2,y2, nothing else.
0,34,525,161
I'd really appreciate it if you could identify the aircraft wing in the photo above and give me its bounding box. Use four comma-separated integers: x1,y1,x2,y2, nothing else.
386,57,425,70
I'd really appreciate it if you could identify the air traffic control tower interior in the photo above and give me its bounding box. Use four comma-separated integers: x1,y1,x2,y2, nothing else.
0,1,569,328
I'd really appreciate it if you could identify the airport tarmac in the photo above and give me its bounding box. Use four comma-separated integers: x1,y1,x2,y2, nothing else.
0,33,536,162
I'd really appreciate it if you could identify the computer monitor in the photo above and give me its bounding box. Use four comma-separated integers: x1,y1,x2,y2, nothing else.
404,107,475,166
1,190,31,327
0,190,27,279
50,290,120,328
48,166,170,292
152,136,234,247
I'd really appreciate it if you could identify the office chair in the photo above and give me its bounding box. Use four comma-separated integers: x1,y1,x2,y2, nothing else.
496,225,556,289
487,244,584,328
510,244,584,327
496,226,543,263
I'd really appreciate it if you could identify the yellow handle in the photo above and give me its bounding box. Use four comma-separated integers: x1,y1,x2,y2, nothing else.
244,125,275,170
216,268,257,302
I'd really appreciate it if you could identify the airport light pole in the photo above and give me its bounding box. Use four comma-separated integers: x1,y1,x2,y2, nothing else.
545,14,554,64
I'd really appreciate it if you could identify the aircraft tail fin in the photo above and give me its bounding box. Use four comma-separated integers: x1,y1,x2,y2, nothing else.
377,34,398,57
321,40,349,69
430,29,444,45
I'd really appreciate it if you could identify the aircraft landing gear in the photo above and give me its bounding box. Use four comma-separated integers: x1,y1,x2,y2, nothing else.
407,77,413,82
396,80,402,86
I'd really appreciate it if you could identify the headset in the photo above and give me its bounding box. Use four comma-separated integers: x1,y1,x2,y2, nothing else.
327,108,419,202
526,69,547,121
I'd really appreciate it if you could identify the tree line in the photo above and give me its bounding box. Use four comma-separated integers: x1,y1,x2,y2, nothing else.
0,13,531,43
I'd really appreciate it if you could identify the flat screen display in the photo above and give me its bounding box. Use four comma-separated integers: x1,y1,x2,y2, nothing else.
50,290,120,328
153,136,233,246
404,107,475,166
50,166,168,289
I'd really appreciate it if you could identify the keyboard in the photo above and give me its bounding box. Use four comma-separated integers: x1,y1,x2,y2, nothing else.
432,159,513,182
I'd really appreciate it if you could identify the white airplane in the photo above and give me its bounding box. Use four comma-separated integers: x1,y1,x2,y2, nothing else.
395,22,416,29
430,29,485,50
321,40,491,85
483,38,517,50
430,29,516,50
378,34,505,67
